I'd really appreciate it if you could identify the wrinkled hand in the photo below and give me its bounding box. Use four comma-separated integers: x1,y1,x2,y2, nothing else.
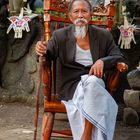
89,59,104,78
35,41,47,56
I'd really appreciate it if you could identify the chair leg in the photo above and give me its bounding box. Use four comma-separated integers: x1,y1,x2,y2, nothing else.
41,112,55,140
41,113,48,140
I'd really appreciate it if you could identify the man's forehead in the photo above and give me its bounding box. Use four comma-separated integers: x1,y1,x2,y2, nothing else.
71,1,90,10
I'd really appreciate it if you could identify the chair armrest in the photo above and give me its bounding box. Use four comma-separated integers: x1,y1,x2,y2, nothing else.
106,62,128,95
117,62,128,73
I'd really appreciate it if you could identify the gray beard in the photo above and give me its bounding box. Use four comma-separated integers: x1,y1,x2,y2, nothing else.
74,26,88,39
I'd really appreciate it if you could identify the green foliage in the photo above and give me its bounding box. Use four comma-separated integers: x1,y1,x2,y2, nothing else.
92,16,107,21
35,8,44,15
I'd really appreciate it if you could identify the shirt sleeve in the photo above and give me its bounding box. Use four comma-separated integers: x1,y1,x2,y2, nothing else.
100,31,125,71
46,31,59,60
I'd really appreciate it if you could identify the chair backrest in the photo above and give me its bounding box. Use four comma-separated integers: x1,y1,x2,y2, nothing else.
44,0,115,40
42,0,116,101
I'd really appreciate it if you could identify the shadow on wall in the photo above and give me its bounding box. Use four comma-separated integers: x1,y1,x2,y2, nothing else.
0,0,9,86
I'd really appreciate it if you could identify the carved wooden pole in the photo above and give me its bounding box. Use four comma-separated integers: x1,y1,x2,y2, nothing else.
43,0,51,101
107,0,115,30
34,1,52,140
44,0,51,42
109,0,115,16
41,1,54,140
119,0,123,23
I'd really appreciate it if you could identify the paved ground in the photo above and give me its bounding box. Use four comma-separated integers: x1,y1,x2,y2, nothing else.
0,102,140,140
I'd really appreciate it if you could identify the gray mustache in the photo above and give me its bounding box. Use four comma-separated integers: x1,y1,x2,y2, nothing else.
74,18,88,24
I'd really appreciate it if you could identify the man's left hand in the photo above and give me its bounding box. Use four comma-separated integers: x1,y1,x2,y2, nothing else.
89,59,104,78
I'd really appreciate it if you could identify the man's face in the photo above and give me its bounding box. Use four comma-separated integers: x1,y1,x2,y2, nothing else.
69,1,92,26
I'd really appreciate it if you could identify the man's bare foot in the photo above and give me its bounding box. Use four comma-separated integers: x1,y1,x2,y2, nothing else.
81,119,93,140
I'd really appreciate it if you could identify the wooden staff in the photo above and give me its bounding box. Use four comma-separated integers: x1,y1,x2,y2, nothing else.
34,0,51,139
34,56,44,140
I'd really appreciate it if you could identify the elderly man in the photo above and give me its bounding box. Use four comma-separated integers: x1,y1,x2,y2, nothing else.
35,0,124,139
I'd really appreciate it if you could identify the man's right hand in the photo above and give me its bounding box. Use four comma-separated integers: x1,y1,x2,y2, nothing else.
35,41,47,56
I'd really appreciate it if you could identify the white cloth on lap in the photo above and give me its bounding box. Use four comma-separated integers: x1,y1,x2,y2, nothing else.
62,74,118,140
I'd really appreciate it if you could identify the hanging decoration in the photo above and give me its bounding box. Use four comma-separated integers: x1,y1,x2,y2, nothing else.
118,6,136,49
7,5,35,38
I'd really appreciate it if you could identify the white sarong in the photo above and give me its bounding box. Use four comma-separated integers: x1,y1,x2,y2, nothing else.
62,75,118,140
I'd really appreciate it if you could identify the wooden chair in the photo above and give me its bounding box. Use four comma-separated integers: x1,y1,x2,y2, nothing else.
34,0,127,140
